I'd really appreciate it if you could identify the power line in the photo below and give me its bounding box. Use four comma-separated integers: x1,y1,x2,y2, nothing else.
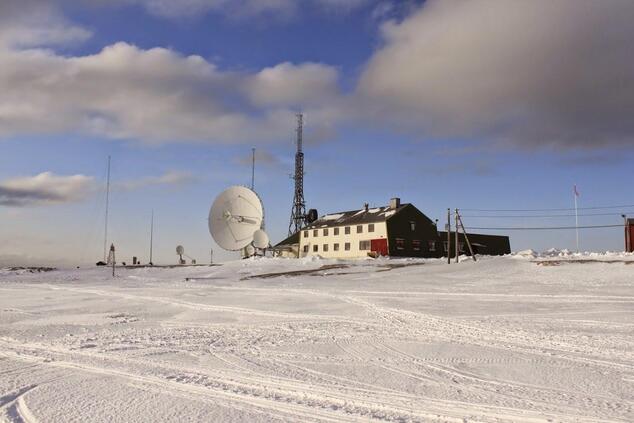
462,211,633,218
465,224,624,231
461,204,634,212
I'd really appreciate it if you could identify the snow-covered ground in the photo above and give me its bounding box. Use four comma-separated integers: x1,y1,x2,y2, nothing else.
1,254,632,422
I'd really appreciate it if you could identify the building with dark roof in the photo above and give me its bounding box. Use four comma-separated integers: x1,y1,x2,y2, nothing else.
275,198,510,259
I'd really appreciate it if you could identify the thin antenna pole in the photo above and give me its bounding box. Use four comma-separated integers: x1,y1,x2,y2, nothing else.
455,208,460,263
447,208,451,264
103,155,111,261
574,185,579,252
149,209,154,265
251,148,255,190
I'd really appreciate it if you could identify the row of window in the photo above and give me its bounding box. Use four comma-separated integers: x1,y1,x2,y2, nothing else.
303,239,439,254
394,239,435,251
304,242,354,253
305,224,375,238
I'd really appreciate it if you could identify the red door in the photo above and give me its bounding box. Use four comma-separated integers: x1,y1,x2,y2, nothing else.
371,239,388,256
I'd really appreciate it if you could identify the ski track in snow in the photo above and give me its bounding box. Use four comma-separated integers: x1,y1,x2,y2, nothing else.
0,255,633,422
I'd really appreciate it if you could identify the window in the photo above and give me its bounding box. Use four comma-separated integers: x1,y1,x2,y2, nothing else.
313,245,318,252
345,226,351,235
357,225,363,233
359,240,371,250
303,245,309,253
323,228,329,236
395,238,405,250
428,241,436,252
304,230,309,238
410,221,416,231
334,227,339,236
412,240,421,251
323,244,329,252
459,242,465,253
313,229,318,237
368,223,375,232
344,242,351,251
443,241,449,252
333,243,340,251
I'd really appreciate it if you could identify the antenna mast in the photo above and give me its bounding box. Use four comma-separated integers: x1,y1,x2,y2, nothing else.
149,209,154,265
288,113,307,236
103,155,111,261
251,147,255,190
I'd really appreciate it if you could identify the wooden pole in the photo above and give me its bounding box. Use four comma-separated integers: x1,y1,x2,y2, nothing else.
447,208,451,264
455,208,460,263
110,244,116,277
457,209,477,262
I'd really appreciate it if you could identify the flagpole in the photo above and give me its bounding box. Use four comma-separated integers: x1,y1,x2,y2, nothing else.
574,185,579,253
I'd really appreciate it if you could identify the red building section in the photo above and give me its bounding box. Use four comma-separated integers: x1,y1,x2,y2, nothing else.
626,219,634,253
371,239,388,256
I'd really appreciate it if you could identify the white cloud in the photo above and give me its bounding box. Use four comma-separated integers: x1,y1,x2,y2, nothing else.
0,42,345,144
358,0,634,148
248,62,341,107
0,172,95,207
0,0,91,48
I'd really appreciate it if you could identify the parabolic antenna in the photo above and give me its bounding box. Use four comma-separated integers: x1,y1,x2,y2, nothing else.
209,186,264,251
176,245,184,255
252,229,269,249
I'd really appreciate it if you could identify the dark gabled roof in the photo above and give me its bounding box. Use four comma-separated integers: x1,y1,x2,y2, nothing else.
305,204,410,230
274,231,300,247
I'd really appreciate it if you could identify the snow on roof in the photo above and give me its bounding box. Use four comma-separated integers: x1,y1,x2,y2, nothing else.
322,213,344,221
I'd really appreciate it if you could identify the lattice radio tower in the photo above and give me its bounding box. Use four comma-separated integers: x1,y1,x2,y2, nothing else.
288,113,307,236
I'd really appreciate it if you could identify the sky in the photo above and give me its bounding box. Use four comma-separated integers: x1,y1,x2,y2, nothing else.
1,0,634,266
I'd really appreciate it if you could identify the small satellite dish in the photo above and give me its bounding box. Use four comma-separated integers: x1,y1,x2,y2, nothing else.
252,229,269,249
176,245,184,255
209,186,264,251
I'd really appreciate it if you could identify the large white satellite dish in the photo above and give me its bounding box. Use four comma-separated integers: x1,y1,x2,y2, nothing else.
209,186,264,251
252,229,269,249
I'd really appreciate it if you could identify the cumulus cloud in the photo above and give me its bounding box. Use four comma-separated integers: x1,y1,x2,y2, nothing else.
116,171,196,191
0,172,95,207
0,42,344,144
358,0,634,149
0,0,91,48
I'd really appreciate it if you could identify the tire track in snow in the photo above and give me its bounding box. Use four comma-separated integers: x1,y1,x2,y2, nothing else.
0,338,473,422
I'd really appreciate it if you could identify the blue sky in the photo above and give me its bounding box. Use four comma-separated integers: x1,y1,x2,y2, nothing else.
1,0,633,266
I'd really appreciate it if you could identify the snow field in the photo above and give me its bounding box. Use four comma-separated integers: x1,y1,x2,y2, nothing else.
0,254,632,422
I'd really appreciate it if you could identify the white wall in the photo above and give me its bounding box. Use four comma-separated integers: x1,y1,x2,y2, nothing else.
299,222,388,259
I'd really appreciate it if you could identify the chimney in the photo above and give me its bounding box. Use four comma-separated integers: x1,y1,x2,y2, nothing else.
390,197,401,209
364,203,369,212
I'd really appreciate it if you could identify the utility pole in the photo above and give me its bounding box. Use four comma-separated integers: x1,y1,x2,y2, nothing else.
624,214,630,252
447,208,451,264
457,209,476,262
455,208,460,263
109,243,116,277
